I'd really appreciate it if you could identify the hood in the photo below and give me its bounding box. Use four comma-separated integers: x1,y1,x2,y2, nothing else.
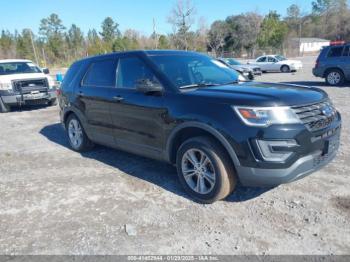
0,73,48,82
0,73,54,86
186,82,327,107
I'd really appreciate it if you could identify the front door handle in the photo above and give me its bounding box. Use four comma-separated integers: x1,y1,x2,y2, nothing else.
113,96,124,102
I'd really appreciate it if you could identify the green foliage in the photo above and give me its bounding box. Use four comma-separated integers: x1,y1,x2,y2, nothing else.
100,17,121,43
258,11,288,50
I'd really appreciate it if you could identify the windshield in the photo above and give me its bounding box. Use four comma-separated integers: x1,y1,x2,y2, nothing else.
149,54,239,89
225,58,241,66
0,62,42,75
275,55,287,61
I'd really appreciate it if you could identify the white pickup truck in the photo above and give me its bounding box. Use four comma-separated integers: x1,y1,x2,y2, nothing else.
0,59,57,112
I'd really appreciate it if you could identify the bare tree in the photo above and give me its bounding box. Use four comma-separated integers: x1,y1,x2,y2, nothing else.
167,0,196,50
208,20,229,57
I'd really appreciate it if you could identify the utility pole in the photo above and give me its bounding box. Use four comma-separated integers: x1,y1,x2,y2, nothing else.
29,29,39,65
153,18,159,49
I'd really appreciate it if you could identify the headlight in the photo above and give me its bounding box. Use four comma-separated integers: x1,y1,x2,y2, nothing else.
233,106,301,127
0,82,13,91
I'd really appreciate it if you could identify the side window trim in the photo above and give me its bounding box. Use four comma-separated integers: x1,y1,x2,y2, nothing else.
81,58,118,88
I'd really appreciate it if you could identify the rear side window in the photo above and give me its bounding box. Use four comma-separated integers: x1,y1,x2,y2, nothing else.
328,47,344,57
342,46,350,56
82,59,116,87
61,62,81,90
257,57,266,62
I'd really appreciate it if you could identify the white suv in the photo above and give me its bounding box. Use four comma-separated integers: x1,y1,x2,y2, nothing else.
0,59,57,112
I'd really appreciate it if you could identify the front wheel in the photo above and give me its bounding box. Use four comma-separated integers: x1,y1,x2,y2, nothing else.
66,114,94,152
326,69,345,86
176,136,237,203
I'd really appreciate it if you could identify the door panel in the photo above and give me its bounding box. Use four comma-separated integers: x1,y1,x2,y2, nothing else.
110,56,167,159
77,86,115,145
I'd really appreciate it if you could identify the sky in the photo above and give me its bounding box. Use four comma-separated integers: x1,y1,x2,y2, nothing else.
0,0,314,36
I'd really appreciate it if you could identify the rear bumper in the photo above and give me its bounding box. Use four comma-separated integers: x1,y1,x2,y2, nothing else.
313,68,323,78
1,90,57,106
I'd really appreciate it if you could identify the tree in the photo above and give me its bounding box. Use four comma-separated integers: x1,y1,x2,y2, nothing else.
208,20,229,56
167,0,196,50
16,29,35,60
67,24,84,58
258,11,288,51
39,13,66,62
87,29,105,55
100,17,121,43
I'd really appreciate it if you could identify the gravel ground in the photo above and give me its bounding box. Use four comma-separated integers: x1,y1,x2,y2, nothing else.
0,56,349,255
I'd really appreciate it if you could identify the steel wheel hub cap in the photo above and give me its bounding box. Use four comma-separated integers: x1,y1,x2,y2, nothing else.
68,119,83,148
181,149,216,195
328,72,340,84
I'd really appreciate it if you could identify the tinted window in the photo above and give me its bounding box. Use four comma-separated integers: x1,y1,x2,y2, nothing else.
150,55,238,88
342,46,350,56
61,62,80,90
328,47,344,57
257,57,266,62
117,57,160,89
268,57,277,62
83,59,116,87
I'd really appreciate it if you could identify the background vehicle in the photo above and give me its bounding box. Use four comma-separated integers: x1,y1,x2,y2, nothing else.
59,50,341,203
250,55,303,73
313,43,350,86
0,59,57,112
218,58,261,80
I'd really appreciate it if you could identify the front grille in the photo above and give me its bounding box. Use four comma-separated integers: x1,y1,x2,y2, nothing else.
292,100,337,132
12,78,48,94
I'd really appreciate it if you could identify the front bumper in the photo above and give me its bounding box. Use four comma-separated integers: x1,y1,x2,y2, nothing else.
290,64,303,71
1,90,57,106
233,118,341,187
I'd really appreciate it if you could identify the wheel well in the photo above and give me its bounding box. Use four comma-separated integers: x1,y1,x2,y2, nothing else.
281,65,290,70
63,111,75,127
324,67,344,78
168,127,232,165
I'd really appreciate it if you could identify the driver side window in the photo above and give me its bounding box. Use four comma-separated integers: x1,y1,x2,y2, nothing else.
268,57,277,62
116,56,161,89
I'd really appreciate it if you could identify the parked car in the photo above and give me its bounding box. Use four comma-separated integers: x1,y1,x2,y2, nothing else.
250,55,303,73
59,50,341,203
0,59,57,112
313,43,350,86
218,58,261,80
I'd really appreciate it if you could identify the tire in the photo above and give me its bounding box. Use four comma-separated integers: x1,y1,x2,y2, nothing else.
281,65,290,73
325,69,345,86
176,136,237,204
0,97,11,113
48,98,57,106
66,114,94,152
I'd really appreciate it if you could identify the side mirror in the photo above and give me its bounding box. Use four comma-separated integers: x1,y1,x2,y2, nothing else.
42,68,50,75
136,79,162,95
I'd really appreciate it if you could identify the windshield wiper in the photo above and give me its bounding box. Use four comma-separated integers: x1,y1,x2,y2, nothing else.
179,83,221,89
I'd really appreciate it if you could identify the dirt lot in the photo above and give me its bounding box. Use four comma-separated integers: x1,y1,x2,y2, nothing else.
0,56,349,255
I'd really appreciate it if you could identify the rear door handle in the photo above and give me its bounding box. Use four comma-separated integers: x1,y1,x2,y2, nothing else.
113,96,124,102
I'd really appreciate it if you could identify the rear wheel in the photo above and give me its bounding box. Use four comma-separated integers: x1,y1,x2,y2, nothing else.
325,69,345,86
281,65,290,73
176,136,237,203
0,97,11,113
66,114,94,152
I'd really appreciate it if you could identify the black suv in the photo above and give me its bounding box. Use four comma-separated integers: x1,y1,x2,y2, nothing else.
59,50,341,203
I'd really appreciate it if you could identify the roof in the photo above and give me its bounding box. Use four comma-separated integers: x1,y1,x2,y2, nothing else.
0,59,33,63
291,38,330,43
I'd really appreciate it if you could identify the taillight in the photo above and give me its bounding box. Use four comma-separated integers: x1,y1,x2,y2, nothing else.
56,89,62,96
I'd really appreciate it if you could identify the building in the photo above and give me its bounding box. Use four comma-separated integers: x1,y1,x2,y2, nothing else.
291,38,330,54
